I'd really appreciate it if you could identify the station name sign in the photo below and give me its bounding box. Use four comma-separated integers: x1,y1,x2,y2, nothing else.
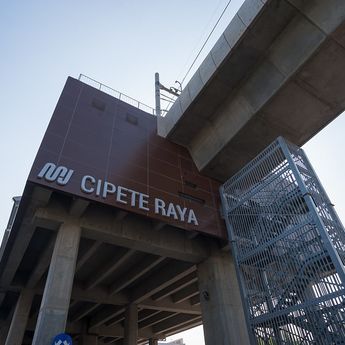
37,163,198,225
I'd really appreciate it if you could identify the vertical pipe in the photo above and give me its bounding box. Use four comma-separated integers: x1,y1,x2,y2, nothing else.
155,72,161,116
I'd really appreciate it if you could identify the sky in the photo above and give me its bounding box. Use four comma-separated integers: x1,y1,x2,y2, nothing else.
1,1,345,344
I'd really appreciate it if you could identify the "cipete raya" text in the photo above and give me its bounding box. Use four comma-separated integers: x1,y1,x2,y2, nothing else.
81,175,199,225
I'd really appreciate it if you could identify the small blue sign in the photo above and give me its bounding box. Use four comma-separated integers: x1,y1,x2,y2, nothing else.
51,333,73,345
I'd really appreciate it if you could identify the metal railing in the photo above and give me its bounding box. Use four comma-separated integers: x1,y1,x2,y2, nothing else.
78,74,156,115
220,137,345,345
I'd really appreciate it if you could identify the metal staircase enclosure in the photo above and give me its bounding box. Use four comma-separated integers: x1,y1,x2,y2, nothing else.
220,137,345,345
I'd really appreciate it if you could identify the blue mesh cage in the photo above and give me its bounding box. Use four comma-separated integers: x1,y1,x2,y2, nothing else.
220,137,345,345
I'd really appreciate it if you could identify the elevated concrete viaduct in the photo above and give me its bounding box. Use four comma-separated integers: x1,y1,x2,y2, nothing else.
159,0,345,180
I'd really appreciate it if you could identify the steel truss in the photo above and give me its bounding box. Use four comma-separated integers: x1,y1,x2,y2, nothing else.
220,137,345,345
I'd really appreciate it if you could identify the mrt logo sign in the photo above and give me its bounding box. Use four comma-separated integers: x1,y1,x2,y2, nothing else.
38,162,74,186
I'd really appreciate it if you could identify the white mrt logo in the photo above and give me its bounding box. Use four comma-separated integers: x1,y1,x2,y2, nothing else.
54,341,70,345
37,162,74,186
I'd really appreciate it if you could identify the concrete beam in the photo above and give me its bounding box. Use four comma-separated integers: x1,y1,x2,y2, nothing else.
164,317,202,337
86,293,201,330
139,297,201,315
131,263,195,303
152,221,166,231
89,305,124,328
70,199,90,217
26,236,55,288
85,249,135,290
30,318,161,340
152,272,198,301
70,302,101,322
3,284,200,315
138,310,161,323
138,311,177,329
26,318,82,335
115,210,128,221
34,204,211,263
92,324,162,340
152,314,200,334
190,295,200,306
101,337,119,344
105,314,125,327
109,255,166,295
171,282,199,303
0,223,35,288
80,286,201,330
0,187,51,289
71,284,129,305
76,240,103,272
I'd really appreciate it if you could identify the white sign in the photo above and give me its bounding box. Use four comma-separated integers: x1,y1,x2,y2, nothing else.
38,162,198,226
51,333,72,345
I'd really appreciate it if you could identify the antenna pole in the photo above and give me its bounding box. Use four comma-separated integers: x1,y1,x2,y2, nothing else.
155,72,161,116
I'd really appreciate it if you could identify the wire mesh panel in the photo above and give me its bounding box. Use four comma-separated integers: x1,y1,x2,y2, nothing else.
220,137,345,345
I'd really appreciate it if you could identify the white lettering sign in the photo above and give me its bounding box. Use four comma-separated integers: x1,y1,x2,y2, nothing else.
38,163,199,226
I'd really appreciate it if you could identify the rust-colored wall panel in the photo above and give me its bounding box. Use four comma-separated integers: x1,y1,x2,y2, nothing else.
28,77,226,239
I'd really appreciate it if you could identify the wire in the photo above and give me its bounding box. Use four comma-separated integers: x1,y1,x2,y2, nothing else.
180,0,233,86
176,0,224,82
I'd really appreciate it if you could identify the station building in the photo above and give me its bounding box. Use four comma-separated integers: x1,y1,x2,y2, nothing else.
2,0,345,345
0,76,247,345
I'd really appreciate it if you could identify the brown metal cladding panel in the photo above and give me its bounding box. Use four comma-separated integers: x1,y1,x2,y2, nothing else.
149,156,180,181
150,145,179,166
28,77,227,239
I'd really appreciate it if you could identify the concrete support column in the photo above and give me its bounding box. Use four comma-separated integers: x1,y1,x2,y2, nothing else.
0,320,11,345
5,289,34,345
197,250,250,345
80,334,98,345
124,303,138,345
148,338,158,345
32,221,81,345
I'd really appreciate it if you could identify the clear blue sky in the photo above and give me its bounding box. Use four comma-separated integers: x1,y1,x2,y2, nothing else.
1,1,345,344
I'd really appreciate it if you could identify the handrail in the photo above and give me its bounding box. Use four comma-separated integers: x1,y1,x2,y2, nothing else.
78,74,156,115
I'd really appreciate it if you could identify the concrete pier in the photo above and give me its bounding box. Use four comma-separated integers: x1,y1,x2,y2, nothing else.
124,303,138,345
197,251,250,345
0,321,10,345
5,289,34,345
32,220,81,345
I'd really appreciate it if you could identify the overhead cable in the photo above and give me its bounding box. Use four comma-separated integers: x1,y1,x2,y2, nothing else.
180,0,233,86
